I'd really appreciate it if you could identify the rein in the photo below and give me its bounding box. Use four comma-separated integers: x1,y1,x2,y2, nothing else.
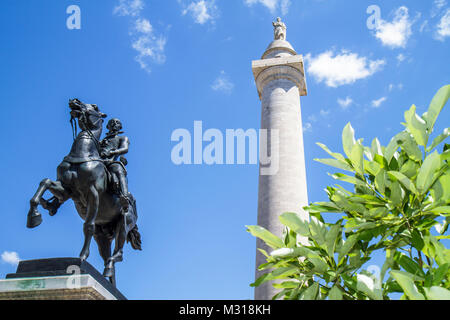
71,111,102,154
70,116,78,141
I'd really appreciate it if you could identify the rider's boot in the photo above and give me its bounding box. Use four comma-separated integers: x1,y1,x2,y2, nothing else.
119,193,130,212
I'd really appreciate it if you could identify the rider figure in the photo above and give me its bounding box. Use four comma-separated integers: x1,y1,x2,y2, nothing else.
100,118,131,212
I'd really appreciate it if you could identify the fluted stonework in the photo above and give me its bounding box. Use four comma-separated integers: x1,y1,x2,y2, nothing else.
252,22,309,300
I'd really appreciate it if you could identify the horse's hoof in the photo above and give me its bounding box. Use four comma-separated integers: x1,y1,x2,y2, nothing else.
26,208,42,229
79,250,90,262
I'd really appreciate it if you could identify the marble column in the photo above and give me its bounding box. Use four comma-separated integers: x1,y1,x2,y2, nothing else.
252,18,309,300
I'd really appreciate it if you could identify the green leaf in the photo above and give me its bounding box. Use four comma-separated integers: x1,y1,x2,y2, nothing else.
330,173,366,186
338,234,359,264
443,149,450,161
424,286,450,300
366,207,388,219
423,85,450,133
388,171,418,195
309,216,327,246
411,230,425,251
306,202,341,214
371,138,383,157
315,158,354,172
400,132,423,162
272,281,301,289
385,132,404,164
316,143,347,162
325,224,341,257
428,206,450,214
375,169,386,194
350,142,364,176
251,273,270,287
380,249,395,283
246,225,284,249
387,131,423,162
271,266,299,279
309,257,329,274
342,123,356,159
394,252,426,278
427,128,450,152
299,282,319,300
417,151,442,194
430,174,450,206
389,181,404,207
328,285,343,300
365,160,381,176
400,160,419,179
432,263,450,286
257,248,270,259
390,270,425,300
279,212,310,237
427,236,450,266
404,104,428,147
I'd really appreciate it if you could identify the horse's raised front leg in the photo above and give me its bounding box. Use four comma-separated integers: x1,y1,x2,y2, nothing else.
27,179,70,228
79,186,99,262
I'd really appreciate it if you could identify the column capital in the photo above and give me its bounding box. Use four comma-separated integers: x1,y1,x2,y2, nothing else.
252,55,307,100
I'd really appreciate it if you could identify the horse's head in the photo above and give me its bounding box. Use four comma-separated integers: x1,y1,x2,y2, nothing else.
69,98,107,131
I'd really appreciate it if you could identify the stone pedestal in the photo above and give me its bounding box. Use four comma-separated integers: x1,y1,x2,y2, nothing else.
0,258,126,300
252,31,309,299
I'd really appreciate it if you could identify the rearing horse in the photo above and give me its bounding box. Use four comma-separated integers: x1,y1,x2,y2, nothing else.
27,99,141,285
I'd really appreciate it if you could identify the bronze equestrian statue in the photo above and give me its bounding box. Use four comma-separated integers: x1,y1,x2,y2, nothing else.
27,99,141,286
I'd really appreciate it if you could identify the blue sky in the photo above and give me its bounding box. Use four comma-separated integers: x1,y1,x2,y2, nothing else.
0,0,449,299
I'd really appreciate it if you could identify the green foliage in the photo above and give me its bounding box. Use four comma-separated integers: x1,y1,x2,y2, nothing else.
247,85,450,300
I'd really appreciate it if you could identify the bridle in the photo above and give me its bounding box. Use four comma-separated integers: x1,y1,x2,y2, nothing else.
70,108,103,153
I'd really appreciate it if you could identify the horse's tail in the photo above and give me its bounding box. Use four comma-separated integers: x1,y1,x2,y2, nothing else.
127,225,142,250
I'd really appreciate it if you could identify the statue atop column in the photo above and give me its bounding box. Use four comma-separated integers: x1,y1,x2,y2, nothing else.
273,17,286,40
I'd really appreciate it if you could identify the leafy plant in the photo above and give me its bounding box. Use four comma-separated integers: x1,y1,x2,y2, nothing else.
247,85,450,300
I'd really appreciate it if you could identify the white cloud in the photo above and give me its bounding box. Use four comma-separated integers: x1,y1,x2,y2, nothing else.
1,251,20,266
211,71,234,93
182,0,218,25
373,7,414,48
431,0,447,18
304,50,385,88
303,122,312,133
307,114,317,122
114,0,167,73
132,35,167,71
113,0,144,17
436,9,450,41
135,18,153,34
397,53,406,63
372,97,387,108
389,83,403,91
280,0,291,15
420,20,429,33
337,96,353,109
244,0,291,15
320,109,330,117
